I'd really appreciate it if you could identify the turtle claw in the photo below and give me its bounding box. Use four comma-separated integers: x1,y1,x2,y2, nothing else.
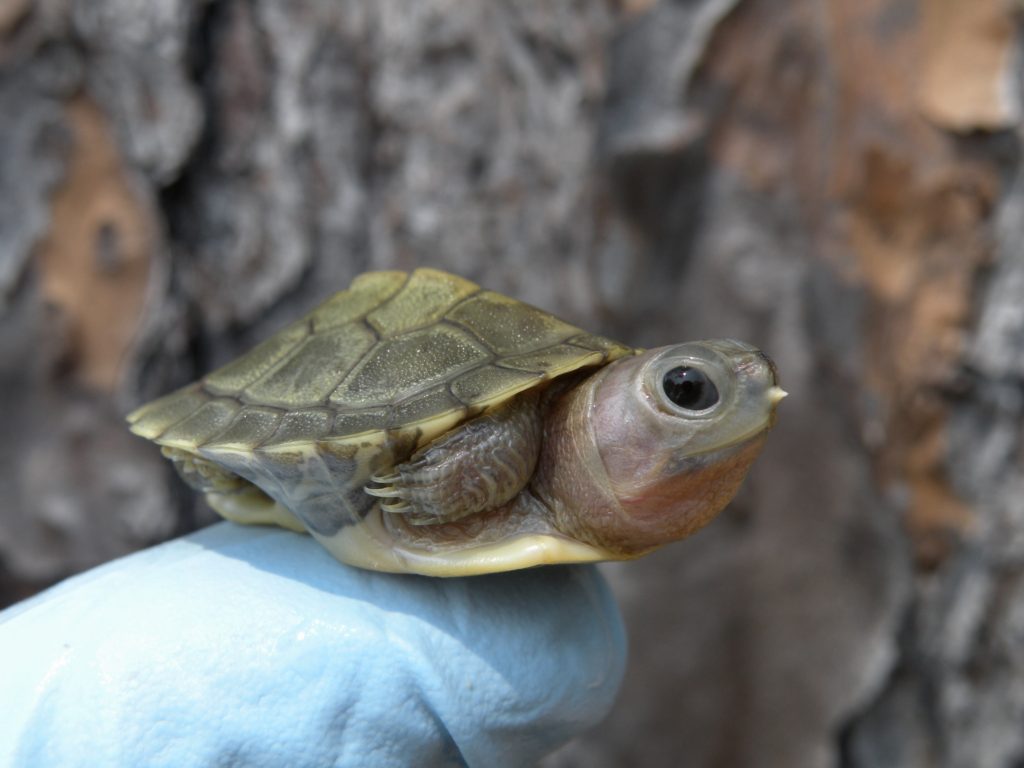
366,473,423,517
367,474,439,523
365,484,404,499
365,471,406,501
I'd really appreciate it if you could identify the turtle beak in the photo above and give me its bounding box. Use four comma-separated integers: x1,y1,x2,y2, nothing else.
768,386,788,406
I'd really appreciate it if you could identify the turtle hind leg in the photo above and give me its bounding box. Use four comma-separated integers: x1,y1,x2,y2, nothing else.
160,446,306,534
205,487,308,534
366,391,542,525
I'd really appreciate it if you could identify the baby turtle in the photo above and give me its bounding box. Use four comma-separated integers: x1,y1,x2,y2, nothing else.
129,268,785,576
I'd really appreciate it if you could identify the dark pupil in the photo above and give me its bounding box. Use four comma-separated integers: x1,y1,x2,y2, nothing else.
662,366,719,410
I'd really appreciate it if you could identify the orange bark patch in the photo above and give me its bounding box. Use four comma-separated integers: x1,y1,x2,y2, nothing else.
36,98,153,393
917,0,1020,131
698,0,1005,567
828,2,996,568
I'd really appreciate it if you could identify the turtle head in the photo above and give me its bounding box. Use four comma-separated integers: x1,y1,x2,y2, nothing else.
538,339,784,556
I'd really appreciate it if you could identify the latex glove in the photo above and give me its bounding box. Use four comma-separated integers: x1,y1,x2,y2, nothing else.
0,522,625,767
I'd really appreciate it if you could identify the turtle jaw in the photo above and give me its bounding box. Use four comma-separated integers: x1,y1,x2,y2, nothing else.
608,431,770,550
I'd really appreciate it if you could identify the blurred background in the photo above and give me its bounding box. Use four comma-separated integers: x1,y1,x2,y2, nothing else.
2,1,1023,765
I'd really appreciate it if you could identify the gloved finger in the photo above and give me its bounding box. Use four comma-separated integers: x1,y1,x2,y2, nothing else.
0,522,626,767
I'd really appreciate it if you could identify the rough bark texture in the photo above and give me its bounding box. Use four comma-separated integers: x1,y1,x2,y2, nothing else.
1,1,1022,766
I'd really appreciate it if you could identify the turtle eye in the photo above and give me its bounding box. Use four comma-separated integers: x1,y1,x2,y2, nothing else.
662,366,719,411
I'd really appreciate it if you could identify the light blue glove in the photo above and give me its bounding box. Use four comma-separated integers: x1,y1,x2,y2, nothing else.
0,522,625,767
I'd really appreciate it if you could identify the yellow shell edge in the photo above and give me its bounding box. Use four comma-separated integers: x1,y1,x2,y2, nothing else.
317,510,621,576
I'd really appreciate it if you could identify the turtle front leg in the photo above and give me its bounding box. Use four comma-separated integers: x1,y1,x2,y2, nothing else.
366,391,542,525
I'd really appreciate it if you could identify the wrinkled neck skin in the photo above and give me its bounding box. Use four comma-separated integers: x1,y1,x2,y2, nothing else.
532,357,768,557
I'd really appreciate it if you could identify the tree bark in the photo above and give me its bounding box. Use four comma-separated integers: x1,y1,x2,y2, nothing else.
2,1,1022,766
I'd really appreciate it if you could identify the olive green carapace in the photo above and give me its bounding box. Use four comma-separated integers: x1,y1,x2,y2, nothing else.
130,269,630,449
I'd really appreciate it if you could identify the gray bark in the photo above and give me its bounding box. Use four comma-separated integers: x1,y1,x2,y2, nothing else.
2,1,1023,766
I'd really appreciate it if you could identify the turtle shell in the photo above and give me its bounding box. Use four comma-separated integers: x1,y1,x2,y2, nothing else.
128,268,633,542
